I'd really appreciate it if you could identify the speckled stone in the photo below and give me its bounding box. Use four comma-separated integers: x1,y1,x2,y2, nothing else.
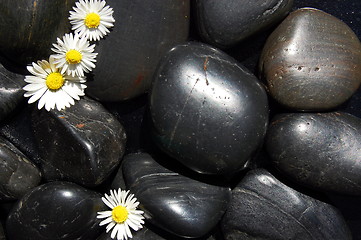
221,169,352,240
150,42,269,175
85,0,190,101
259,8,361,111
31,97,127,187
0,60,25,122
0,0,75,65
122,153,231,238
266,112,361,195
6,181,106,240
195,0,293,48
0,136,41,201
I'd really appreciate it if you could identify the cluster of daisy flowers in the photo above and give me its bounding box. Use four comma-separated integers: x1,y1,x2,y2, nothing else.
23,0,115,111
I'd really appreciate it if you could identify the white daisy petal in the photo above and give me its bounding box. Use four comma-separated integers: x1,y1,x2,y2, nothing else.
106,221,116,233
97,188,144,240
69,0,115,41
23,83,46,92
102,196,116,209
99,217,113,226
111,223,121,239
23,56,86,111
28,87,47,104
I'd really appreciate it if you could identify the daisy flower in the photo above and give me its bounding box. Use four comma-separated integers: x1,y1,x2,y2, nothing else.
97,189,145,240
51,32,97,77
69,0,115,41
23,56,87,111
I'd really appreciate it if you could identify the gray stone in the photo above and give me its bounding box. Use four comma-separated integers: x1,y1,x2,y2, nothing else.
259,8,361,111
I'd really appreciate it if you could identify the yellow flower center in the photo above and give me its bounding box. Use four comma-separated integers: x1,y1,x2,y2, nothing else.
46,72,64,90
112,205,128,224
65,49,82,64
85,12,101,28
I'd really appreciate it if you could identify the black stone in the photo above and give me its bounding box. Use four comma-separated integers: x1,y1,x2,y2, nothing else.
259,8,361,111
0,0,76,65
150,42,269,175
32,97,127,187
122,153,231,238
221,169,351,240
195,0,293,48
0,61,25,122
0,222,5,240
0,104,43,168
0,136,41,201
266,112,361,195
86,0,190,101
6,181,106,240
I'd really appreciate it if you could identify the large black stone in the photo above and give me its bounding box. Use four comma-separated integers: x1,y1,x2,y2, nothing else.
221,169,351,240
32,97,126,187
0,0,75,65
195,0,293,48
6,181,106,240
150,42,269,175
0,60,25,122
86,0,190,101
266,112,361,195
122,153,231,238
0,136,41,201
259,8,361,111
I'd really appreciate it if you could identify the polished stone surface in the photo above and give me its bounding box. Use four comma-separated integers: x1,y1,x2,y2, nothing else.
150,42,268,175
0,0,75,65
0,61,25,122
259,8,361,111
32,97,127,187
221,169,351,240
6,181,105,240
0,136,41,201
122,153,231,238
195,0,293,48
266,112,361,195
86,0,190,101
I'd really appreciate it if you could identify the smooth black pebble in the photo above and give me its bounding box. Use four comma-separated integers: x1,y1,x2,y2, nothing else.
6,181,106,240
122,153,231,238
266,112,361,195
150,42,269,175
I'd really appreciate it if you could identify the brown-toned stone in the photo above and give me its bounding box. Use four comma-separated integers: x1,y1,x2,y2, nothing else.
259,8,361,111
